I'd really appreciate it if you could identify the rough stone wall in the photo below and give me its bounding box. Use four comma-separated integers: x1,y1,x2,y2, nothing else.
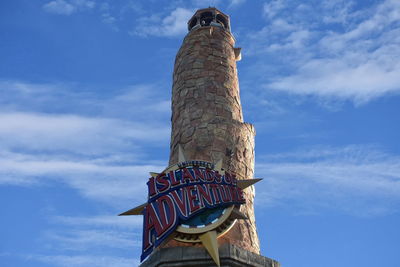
164,26,261,254
141,244,279,267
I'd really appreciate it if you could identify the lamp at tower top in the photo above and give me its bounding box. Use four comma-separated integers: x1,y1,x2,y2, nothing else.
188,7,231,32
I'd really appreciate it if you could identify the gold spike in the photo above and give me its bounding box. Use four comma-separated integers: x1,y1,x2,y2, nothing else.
118,203,146,216
178,144,186,162
231,208,248,220
237,178,262,189
214,159,223,171
234,47,242,61
149,172,159,177
199,230,220,267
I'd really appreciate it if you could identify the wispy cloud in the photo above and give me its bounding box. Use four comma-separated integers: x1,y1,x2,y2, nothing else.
255,145,400,216
1,215,143,267
263,0,286,19
29,254,138,267
0,80,168,205
246,0,400,104
30,215,143,266
99,2,119,31
52,215,143,229
228,0,246,8
0,80,156,264
0,81,170,120
131,7,194,37
43,0,76,15
0,150,162,203
0,212,142,267
43,0,95,15
44,229,140,251
0,112,168,153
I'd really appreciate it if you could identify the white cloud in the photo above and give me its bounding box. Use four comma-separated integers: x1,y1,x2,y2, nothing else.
0,81,157,263
269,51,400,104
267,29,311,51
43,0,76,15
0,112,169,153
74,0,95,9
131,7,193,37
263,0,286,19
44,229,141,250
321,0,355,25
52,215,143,229
30,215,143,266
0,80,169,205
248,0,400,104
228,0,246,8
29,255,138,267
43,0,95,15
0,150,163,204
255,145,400,216
0,80,171,121
102,13,119,31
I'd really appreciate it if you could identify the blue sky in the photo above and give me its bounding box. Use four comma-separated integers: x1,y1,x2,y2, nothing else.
1,0,400,266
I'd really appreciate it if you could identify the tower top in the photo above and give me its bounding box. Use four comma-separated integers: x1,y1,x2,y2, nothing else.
188,7,230,32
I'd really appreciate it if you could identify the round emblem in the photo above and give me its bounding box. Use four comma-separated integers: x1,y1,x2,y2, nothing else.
119,146,261,266
162,161,238,243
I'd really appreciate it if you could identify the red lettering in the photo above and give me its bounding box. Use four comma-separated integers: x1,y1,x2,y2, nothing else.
147,177,157,197
170,189,188,217
197,184,213,207
215,171,222,183
237,187,245,202
186,185,200,214
169,170,180,187
156,173,170,193
229,185,244,202
224,172,232,184
182,168,196,183
225,185,233,202
143,203,163,250
209,183,221,204
220,185,231,203
155,195,176,237
230,185,238,201
193,167,206,182
206,169,215,182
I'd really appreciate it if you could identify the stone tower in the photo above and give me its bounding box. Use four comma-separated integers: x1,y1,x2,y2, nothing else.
137,7,279,267
166,7,259,254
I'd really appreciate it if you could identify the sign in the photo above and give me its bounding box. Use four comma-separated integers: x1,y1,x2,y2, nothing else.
120,148,261,266
142,160,245,260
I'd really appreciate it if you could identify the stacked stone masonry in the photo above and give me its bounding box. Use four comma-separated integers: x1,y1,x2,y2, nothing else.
165,25,260,254
141,244,280,267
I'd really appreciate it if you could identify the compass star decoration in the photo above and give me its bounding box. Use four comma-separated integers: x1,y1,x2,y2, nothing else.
119,145,261,266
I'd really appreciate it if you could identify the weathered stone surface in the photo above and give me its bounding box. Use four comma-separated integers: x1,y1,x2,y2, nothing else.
140,244,280,267
165,23,261,254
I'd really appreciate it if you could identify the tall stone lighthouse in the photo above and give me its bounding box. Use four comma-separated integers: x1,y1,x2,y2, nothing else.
167,7,260,254
122,7,279,267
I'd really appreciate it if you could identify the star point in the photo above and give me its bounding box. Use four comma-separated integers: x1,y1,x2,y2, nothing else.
199,230,220,267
